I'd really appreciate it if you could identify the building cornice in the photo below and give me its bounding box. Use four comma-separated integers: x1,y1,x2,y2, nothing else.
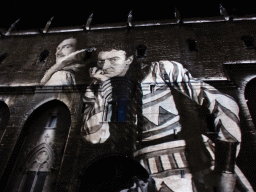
1,15,256,37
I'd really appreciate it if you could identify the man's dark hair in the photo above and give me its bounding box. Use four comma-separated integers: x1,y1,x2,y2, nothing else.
95,40,145,81
97,41,135,58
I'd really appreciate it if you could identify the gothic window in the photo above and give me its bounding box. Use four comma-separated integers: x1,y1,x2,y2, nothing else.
15,143,53,192
3,100,71,192
20,143,53,192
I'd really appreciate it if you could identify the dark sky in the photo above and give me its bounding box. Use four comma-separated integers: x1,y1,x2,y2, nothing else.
0,2,255,31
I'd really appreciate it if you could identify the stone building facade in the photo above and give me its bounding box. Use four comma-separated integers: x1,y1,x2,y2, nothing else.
0,16,256,191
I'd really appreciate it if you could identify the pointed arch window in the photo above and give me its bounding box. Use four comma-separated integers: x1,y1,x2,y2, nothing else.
19,143,54,192
3,100,71,192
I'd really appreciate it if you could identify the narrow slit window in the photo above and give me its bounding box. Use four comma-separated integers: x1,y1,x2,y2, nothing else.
0,52,8,64
186,38,199,51
46,116,57,128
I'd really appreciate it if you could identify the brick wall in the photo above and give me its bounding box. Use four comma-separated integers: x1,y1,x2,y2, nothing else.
1,18,256,191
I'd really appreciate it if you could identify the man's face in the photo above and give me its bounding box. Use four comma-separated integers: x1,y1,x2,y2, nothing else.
55,38,77,63
97,49,133,78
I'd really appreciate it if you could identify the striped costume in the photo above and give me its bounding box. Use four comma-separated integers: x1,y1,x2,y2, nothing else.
81,60,254,192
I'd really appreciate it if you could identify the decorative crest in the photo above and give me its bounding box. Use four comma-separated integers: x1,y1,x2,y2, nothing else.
5,18,20,36
43,16,54,33
127,10,133,28
85,12,94,31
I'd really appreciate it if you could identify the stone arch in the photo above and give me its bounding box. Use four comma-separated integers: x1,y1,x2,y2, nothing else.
3,100,71,192
0,101,10,141
20,98,73,132
245,77,256,128
24,98,63,121
77,154,151,192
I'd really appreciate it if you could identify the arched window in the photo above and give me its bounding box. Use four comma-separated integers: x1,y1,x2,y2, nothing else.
0,101,10,141
245,78,256,127
3,100,71,192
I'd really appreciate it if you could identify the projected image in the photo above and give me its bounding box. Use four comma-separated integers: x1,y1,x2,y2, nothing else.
80,41,253,192
40,38,93,86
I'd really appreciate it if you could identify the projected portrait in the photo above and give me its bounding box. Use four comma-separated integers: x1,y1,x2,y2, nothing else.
40,38,92,86
80,41,254,192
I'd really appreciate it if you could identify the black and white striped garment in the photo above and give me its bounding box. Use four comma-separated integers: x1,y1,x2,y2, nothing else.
135,60,253,191
81,60,253,191
139,60,241,146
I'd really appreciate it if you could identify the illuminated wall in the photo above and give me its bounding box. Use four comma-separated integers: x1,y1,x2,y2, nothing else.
0,17,256,192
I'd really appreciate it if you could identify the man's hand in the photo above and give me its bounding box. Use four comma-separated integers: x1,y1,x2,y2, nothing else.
119,176,157,192
90,67,109,82
40,49,87,85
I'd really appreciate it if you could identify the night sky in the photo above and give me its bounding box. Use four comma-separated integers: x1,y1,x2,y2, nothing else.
0,2,255,31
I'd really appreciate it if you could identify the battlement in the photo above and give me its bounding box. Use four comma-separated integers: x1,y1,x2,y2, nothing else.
0,15,256,36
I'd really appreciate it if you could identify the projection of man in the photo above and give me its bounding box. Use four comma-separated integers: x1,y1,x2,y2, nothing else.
40,38,88,86
81,43,254,192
